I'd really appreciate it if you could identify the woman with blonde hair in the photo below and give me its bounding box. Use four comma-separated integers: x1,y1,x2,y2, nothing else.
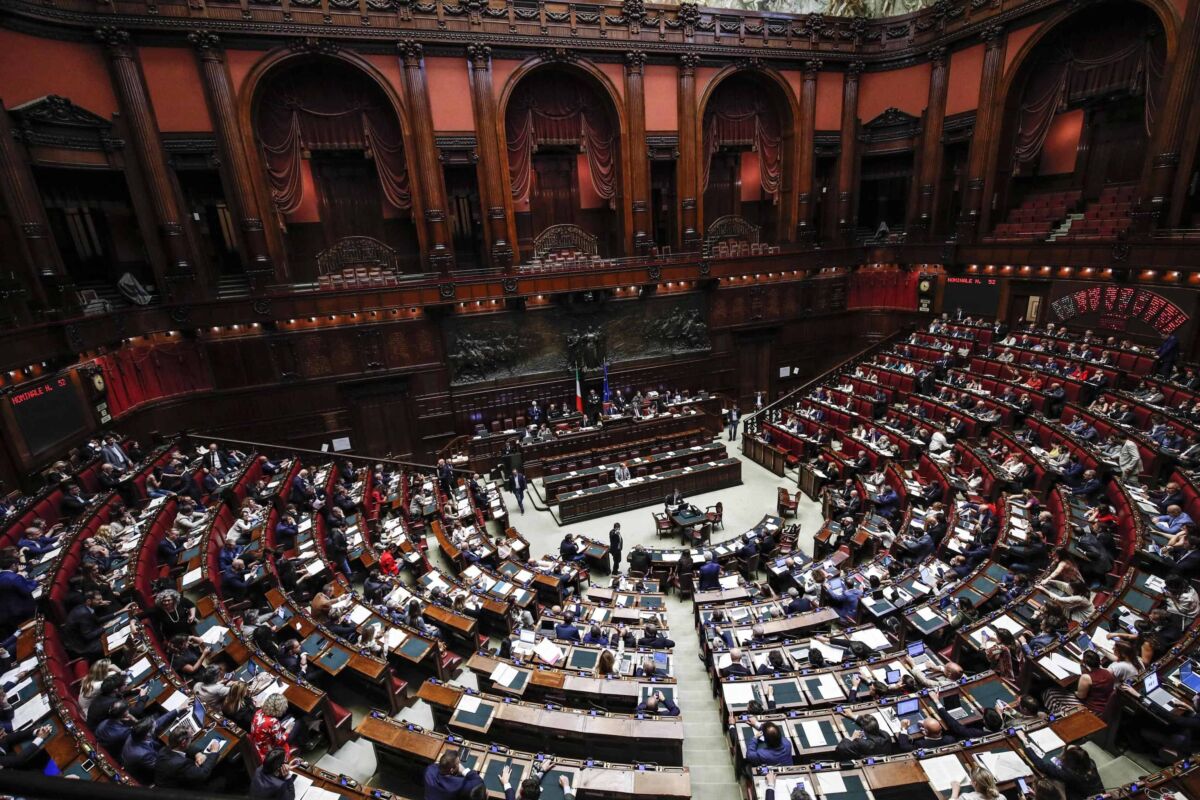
221,679,255,731
78,658,121,716
951,765,1001,800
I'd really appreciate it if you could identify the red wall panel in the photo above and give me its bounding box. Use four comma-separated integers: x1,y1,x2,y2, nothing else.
740,151,760,202
859,63,931,121
426,56,475,131
947,43,985,116
139,47,212,132
644,65,678,131
1038,109,1084,175
1005,24,1039,74
0,30,118,118
815,71,843,131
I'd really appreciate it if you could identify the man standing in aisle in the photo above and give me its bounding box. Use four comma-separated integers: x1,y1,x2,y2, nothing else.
609,523,623,574
726,405,740,442
511,468,528,514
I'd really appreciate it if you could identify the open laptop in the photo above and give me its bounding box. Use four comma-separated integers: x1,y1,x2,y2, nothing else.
1143,672,1177,709
1179,661,1200,693
895,697,922,733
941,692,971,720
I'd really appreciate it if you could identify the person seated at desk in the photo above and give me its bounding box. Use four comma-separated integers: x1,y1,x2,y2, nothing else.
634,656,665,678
949,766,1002,800
627,544,651,575
928,689,1005,739
554,613,582,642
737,535,758,561
155,727,226,791
720,647,753,677
698,552,722,591
583,624,611,647
0,723,51,770
1155,505,1195,536
783,587,812,615
613,462,631,482
423,751,483,800
744,719,794,766
639,624,675,649
1017,741,1102,800
664,488,684,513
895,715,956,751
559,534,586,563
117,707,189,781
833,711,894,759
636,690,679,716
872,483,900,519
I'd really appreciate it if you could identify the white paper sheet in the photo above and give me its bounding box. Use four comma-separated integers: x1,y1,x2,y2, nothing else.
1028,726,1066,754
849,627,891,650
801,720,827,746
491,663,521,688
458,695,481,714
978,750,1033,782
921,753,969,791
162,690,190,712
723,683,757,705
815,771,847,795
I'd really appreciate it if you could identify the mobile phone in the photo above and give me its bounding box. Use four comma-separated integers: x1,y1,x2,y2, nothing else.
1017,778,1029,794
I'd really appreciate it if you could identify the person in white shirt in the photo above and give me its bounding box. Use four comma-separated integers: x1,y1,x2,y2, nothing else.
928,430,951,455
613,462,631,482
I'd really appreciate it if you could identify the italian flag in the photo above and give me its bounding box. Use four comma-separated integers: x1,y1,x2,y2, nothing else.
575,367,584,413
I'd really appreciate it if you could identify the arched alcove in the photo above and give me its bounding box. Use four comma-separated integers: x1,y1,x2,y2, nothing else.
699,70,797,246
251,57,420,280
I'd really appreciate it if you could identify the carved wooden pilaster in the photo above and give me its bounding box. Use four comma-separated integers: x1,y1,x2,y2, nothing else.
625,50,652,253
678,53,701,250
959,24,1005,241
914,46,949,237
1139,0,1200,230
399,40,455,274
189,31,278,286
797,60,821,241
466,43,515,271
95,26,198,296
835,61,863,243
0,101,61,315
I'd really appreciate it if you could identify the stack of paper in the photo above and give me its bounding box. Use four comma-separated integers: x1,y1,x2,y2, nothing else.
978,749,1033,782
921,753,969,791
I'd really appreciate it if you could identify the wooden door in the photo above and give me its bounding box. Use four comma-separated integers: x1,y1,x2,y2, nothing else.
312,153,384,246
734,331,775,408
340,376,415,460
531,153,577,237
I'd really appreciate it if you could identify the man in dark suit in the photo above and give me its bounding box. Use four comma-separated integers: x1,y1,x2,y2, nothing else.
63,590,115,659
698,553,721,591
157,529,185,567
511,468,528,514
202,443,229,478
719,648,753,677
59,484,91,518
554,613,581,642
725,406,740,441
1157,332,1180,377
101,434,132,470
154,728,223,791
608,524,623,573
1071,469,1104,501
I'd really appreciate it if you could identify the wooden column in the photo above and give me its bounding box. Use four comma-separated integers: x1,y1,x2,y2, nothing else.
624,51,652,253
0,101,61,314
958,24,1005,241
796,60,821,241
398,41,455,274
835,61,863,243
915,47,950,238
677,53,701,250
188,31,277,286
95,26,197,297
465,44,515,271
1140,1,1200,230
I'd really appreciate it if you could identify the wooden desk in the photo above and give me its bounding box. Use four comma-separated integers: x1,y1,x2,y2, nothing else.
557,458,742,524
542,442,726,503
742,436,789,476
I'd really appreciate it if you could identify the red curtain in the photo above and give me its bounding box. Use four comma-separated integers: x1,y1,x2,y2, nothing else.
257,67,411,215
703,88,782,198
1014,30,1163,164
848,270,919,310
505,73,617,205
90,341,211,419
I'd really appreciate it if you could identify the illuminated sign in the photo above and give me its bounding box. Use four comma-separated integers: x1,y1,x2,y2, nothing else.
1050,286,1189,336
